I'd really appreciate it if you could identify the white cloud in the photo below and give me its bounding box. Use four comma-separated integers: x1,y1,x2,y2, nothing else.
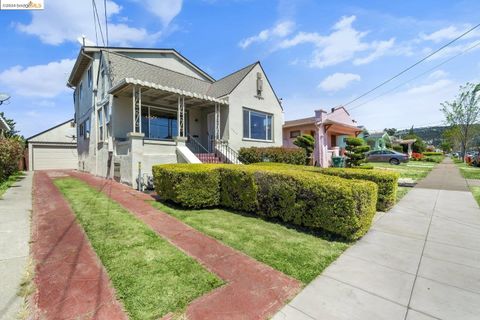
239,20,295,49
428,70,448,80
16,0,160,46
419,25,480,43
319,72,361,92
277,16,396,68
143,0,182,26
0,59,75,98
406,79,453,95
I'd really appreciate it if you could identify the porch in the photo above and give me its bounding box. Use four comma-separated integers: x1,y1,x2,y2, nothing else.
317,120,362,167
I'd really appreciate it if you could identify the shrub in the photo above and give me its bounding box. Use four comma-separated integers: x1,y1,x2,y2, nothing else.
252,162,399,212
152,164,220,208
423,152,443,156
0,138,24,182
293,134,315,164
411,152,424,161
345,137,370,167
152,163,378,240
238,147,306,165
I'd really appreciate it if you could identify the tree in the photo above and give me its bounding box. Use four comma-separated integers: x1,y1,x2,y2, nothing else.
345,137,370,167
384,128,397,136
293,134,315,165
441,82,480,158
0,112,20,138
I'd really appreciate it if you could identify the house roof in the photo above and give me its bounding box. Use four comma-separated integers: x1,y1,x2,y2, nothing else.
283,117,316,128
68,46,215,86
368,132,389,139
27,119,74,142
206,62,258,98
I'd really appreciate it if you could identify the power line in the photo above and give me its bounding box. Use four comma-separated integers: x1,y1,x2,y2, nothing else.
348,39,480,112
92,0,105,46
103,0,109,47
91,0,99,45
344,22,480,108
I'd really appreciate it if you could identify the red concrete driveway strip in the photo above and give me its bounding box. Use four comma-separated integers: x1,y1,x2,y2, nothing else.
32,171,128,320
68,171,302,320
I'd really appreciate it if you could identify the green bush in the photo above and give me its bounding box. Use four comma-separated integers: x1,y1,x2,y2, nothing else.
423,152,443,156
152,163,378,240
238,147,306,165
0,138,24,182
152,164,220,208
252,162,399,212
345,137,370,167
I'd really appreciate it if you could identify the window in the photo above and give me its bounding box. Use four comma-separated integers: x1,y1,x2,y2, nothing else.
87,67,92,88
78,82,83,102
100,69,105,98
141,106,180,140
98,109,103,141
290,130,301,138
85,118,90,139
243,108,272,141
79,123,84,137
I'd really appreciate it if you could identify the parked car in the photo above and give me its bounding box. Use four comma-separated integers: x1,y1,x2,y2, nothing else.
366,150,409,165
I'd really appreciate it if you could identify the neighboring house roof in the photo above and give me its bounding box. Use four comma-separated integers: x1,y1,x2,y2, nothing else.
283,117,316,128
27,119,76,143
206,62,257,98
368,132,389,139
0,114,10,132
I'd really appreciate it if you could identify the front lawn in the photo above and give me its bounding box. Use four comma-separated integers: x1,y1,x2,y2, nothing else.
0,171,25,197
470,186,480,206
150,201,349,284
456,162,480,179
54,178,223,320
365,162,435,182
396,186,410,203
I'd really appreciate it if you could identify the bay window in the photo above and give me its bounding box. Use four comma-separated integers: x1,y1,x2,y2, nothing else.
243,108,273,141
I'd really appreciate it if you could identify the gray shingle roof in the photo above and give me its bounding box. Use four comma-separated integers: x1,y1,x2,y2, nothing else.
108,52,212,95
206,62,257,98
107,51,258,99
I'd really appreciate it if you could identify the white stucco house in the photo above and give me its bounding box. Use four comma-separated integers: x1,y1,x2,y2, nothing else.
26,119,78,171
67,46,283,188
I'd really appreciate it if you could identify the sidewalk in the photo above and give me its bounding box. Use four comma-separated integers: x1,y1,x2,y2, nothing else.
0,172,32,320
274,158,480,320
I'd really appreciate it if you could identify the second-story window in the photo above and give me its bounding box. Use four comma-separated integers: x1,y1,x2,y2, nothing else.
78,82,83,102
87,67,92,88
100,69,105,98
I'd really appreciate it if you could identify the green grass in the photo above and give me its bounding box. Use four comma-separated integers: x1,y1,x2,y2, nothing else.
470,186,480,206
396,186,410,203
54,178,223,320
365,162,435,182
150,201,350,284
455,162,480,179
0,171,25,197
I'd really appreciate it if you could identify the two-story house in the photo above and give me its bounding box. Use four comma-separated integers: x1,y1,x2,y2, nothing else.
67,46,283,188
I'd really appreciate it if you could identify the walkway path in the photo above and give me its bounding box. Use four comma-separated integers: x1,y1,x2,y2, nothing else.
68,170,301,320
0,173,32,320
274,158,480,320
32,171,127,319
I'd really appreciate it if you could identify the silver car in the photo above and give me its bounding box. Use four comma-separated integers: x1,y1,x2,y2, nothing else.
366,150,409,165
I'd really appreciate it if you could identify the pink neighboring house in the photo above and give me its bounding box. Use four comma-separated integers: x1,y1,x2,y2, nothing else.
283,107,362,167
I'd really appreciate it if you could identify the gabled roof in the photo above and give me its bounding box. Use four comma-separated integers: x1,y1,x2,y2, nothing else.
68,46,215,86
283,117,316,128
207,62,257,98
368,132,389,139
27,119,74,142
107,51,212,96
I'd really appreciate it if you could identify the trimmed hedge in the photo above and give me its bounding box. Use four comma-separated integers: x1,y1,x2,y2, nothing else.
152,164,220,208
153,163,378,240
238,147,306,165
252,162,399,212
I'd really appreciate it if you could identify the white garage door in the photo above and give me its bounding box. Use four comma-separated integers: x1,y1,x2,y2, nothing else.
32,145,78,170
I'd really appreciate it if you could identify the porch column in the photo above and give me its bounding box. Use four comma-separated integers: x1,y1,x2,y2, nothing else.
131,86,142,133
177,95,186,137
214,103,220,140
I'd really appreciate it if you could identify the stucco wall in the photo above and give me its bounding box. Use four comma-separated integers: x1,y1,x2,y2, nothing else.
29,120,77,143
226,64,283,151
282,124,316,148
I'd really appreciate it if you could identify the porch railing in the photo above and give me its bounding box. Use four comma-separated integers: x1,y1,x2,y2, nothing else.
186,135,219,163
214,139,242,164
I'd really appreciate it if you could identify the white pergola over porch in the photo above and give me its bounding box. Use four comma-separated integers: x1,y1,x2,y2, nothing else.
110,78,228,142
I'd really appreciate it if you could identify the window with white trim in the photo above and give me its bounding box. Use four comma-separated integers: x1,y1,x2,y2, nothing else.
243,108,272,141
98,109,103,141
87,67,92,88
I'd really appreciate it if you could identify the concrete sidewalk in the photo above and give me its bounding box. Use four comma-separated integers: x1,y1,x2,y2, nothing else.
274,158,480,320
0,172,32,320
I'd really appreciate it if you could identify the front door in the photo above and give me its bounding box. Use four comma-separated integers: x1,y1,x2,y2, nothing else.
207,112,215,152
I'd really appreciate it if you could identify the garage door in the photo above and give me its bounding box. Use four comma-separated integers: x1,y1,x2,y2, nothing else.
32,145,78,170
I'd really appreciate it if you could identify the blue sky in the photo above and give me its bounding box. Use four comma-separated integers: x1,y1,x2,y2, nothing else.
1,0,480,137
